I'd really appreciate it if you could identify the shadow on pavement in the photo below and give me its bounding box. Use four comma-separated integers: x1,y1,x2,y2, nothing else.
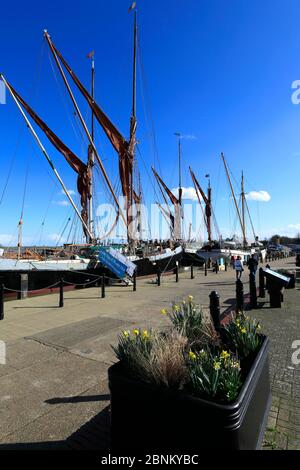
0,406,111,451
45,394,110,405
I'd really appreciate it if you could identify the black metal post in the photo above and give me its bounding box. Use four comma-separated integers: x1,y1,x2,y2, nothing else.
59,278,64,308
175,265,179,283
17,274,22,300
249,274,257,309
204,262,207,276
215,261,218,274
207,258,211,269
101,274,106,298
133,270,137,292
225,260,228,272
235,279,244,313
209,290,221,330
0,283,4,320
259,268,265,298
157,268,161,287
191,264,194,279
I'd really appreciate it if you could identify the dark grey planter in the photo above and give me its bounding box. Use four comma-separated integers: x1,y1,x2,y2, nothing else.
108,336,271,451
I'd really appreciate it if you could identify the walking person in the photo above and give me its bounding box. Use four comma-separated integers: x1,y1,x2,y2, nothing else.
247,254,258,280
234,256,244,280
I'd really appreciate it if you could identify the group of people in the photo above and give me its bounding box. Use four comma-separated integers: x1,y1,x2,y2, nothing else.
233,254,258,280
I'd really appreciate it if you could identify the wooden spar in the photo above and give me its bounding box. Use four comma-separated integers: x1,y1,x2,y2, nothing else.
221,152,246,245
17,219,22,259
43,31,127,229
88,53,95,243
151,166,182,239
156,202,174,238
189,166,212,243
174,132,182,206
241,171,247,247
1,74,93,240
128,11,138,247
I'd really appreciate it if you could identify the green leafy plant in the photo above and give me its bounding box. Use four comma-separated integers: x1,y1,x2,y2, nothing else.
112,328,187,389
224,313,263,360
187,348,242,403
162,295,219,349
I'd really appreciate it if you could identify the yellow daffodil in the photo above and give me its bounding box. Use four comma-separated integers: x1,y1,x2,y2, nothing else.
160,308,167,315
240,327,246,334
220,350,230,360
123,330,130,337
188,295,194,302
142,330,149,339
213,361,221,371
189,351,197,361
257,324,261,330
173,305,180,312
133,329,139,336
231,361,240,370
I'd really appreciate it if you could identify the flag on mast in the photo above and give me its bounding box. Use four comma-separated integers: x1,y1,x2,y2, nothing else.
128,1,136,12
87,50,94,59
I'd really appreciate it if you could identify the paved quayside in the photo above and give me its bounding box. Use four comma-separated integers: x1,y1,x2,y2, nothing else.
0,257,299,449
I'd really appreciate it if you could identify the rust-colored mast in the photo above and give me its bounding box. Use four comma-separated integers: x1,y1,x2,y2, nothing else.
221,152,246,245
189,167,212,243
44,30,126,229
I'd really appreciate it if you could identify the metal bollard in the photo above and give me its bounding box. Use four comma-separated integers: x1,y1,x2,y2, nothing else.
225,260,228,272
215,261,219,274
0,283,4,320
259,267,265,298
133,270,137,292
191,264,194,279
249,274,257,309
175,265,179,283
209,291,221,330
101,274,106,298
236,279,244,313
157,268,161,287
59,278,64,308
204,262,207,276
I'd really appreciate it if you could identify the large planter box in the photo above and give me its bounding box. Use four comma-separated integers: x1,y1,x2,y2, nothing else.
108,336,271,451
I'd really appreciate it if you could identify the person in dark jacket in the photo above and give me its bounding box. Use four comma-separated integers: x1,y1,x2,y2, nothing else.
247,254,258,279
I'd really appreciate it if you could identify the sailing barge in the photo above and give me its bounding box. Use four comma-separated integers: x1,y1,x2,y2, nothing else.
0,11,183,293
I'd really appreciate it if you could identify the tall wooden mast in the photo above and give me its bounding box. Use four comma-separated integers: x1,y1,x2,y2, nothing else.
189,167,212,243
221,152,246,245
241,171,247,247
128,10,138,248
88,51,95,243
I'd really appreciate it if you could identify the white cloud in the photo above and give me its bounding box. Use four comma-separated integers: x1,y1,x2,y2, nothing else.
56,200,70,207
47,233,66,243
288,224,300,230
60,189,76,196
171,186,199,201
245,191,271,202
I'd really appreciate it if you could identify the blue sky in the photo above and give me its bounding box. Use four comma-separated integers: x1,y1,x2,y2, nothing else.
0,0,300,245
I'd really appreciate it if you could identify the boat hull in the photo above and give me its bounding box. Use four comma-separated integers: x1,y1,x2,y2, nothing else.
0,246,183,293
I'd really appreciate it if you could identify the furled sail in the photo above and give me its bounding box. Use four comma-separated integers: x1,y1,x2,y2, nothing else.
189,167,212,242
152,167,181,239
8,82,91,236
50,43,133,202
